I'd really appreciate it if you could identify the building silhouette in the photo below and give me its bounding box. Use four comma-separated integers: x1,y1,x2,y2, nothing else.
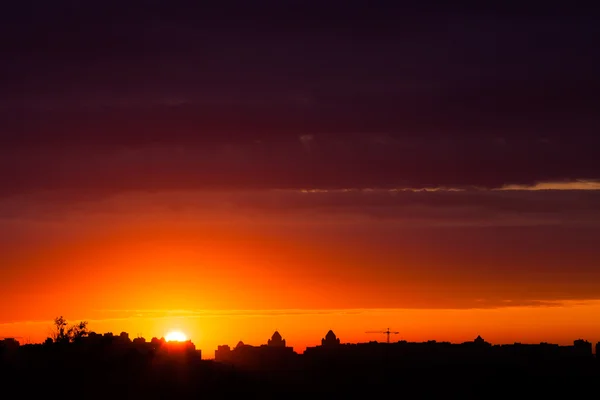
267,330,286,347
2,326,600,400
3,328,598,374
2,328,599,398
214,331,296,368
321,330,341,347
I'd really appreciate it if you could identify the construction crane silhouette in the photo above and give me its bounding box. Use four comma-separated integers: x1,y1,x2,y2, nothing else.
365,328,399,343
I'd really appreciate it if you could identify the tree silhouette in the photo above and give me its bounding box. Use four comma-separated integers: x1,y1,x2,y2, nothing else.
68,321,89,342
52,316,69,343
51,316,89,343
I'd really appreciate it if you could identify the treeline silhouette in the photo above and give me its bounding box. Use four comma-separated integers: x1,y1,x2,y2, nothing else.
1,318,599,397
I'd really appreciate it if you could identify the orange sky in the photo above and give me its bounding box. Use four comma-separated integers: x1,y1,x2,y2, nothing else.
2,189,600,356
2,303,600,358
3,0,600,364
3,0,600,362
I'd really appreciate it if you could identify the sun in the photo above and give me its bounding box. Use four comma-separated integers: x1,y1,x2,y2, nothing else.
165,330,187,342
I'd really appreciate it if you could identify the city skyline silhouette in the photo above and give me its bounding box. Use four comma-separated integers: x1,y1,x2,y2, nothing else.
3,317,599,358
3,322,599,397
3,0,600,396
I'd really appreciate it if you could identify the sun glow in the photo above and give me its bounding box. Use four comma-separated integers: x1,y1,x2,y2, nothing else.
165,330,187,342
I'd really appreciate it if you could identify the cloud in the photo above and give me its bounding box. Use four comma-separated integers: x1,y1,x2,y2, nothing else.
2,4,599,195
3,185,600,228
1,299,590,328
497,180,600,191
94,302,574,318
1,132,600,197
58,301,590,323
91,309,368,320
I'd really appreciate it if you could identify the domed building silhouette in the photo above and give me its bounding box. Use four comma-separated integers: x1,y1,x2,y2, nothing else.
215,330,296,365
321,330,341,347
267,331,286,347
303,330,348,361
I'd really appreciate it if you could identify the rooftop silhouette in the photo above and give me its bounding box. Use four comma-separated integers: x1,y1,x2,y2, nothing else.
2,323,600,397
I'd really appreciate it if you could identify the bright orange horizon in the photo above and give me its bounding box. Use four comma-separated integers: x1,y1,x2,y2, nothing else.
2,189,600,357
2,303,600,358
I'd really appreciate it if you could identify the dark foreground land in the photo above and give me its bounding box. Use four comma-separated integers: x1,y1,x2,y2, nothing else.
2,344,599,398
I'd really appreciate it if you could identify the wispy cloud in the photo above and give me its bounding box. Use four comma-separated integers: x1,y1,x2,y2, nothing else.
294,187,468,193
293,181,600,193
93,301,574,320
496,180,600,191
3,301,599,330
4,182,600,228
92,309,370,319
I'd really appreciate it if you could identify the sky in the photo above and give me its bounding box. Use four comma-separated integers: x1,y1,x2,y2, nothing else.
2,1,600,356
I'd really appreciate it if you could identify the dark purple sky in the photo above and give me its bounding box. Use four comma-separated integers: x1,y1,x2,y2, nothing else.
2,1,599,193
2,1,600,315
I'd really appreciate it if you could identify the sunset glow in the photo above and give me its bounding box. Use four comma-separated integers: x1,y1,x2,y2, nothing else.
165,331,187,342
2,1,600,363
